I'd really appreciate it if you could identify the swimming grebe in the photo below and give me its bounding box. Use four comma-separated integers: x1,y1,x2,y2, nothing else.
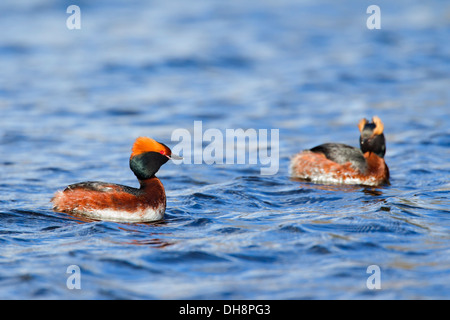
52,137,180,222
290,116,389,186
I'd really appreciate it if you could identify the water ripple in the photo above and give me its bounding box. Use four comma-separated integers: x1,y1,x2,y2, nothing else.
0,0,449,300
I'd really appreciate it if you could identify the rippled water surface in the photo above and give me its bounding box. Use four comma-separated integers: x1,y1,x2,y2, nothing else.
1,0,449,299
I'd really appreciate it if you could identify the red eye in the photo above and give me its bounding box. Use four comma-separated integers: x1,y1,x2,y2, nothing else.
160,150,165,155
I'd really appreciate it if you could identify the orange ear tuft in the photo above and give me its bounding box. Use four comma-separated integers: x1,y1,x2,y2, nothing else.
358,118,368,133
131,137,171,158
372,116,384,135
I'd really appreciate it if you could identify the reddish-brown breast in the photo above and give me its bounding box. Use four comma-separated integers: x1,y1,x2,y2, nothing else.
52,177,166,216
362,151,389,185
290,151,389,186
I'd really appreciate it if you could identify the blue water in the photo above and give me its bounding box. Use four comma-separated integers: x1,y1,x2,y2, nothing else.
1,0,449,299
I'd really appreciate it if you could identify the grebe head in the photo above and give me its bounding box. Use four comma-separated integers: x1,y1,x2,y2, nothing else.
358,116,386,158
129,137,181,180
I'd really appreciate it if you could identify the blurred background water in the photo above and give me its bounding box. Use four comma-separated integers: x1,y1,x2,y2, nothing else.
0,0,449,299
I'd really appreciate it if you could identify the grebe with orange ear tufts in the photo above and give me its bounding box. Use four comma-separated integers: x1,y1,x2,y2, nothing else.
52,137,181,222
290,116,389,186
